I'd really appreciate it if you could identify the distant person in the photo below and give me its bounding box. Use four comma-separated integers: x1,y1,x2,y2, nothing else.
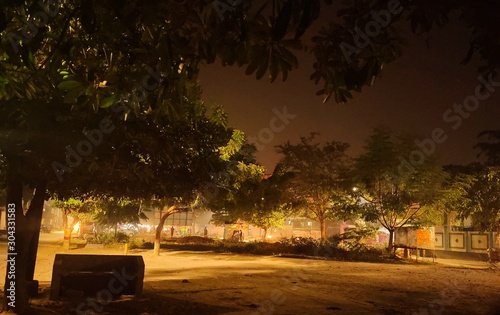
204,226,208,237
170,226,175,237
239,229,243,242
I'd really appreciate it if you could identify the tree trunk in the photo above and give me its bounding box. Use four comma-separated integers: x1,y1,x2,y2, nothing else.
319,218,326,243
496,222,500,249
25,182,47,282
63,216,79,250
3,173,30,313
62,211,68,231
154,206,177,256
388,229,394,254
78,220,85,238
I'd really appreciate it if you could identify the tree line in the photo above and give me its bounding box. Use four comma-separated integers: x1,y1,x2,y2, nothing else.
210,127,500,251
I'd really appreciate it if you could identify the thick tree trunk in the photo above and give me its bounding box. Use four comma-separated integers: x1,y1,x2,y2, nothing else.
496,223,500,248
3,174,30,313
388,229,394,254
262,226,268,241
78,220,86,238
25,182,47,282
320,218,326,243
62,211,68,231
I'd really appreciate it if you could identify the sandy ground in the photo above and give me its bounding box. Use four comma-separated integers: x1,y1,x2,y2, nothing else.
1,235,500,315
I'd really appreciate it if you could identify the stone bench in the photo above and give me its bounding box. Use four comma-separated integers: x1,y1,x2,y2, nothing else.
393,244,436,261
50,254,144,300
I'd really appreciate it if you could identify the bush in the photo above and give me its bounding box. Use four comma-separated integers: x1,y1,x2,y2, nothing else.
174,236,216,244
115,231,130,243
87,231,130,245
148,235,385,262
279,237,320,255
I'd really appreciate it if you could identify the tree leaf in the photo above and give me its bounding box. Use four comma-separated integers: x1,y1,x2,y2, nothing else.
101,95,116,108
272,0,293,41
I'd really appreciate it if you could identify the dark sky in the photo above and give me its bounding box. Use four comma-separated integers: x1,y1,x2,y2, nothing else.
198,17,500,173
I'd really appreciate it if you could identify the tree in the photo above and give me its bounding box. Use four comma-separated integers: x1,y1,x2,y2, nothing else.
276,133,355,242
463,167,500,236
247,168,294,240
0,82,236,311
209,161,294,241
205,141,267,232
446,130,500,245
93,197,148,237
445,163,500,239
353,128,446,251
52,198,88,249
152,203,191,255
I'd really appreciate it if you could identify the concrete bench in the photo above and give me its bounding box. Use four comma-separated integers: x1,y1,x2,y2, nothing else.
393,244,435,262
50,254,144,300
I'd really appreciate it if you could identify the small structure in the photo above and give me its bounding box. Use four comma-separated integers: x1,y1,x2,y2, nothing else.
394,227,435,261
50,254,144,300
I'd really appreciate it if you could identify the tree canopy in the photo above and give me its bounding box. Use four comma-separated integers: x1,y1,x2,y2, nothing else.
276,133,355,241
353,127,447,250
2,0,500,107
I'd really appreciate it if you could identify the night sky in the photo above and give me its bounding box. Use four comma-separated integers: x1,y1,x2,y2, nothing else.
199,17,500,173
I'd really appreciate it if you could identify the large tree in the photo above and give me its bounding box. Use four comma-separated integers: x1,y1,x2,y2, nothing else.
445,163,500,241
209,161,294,241
276,133,355,241
353,128,446,251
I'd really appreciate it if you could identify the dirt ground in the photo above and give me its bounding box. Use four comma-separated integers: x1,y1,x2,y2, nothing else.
1,237,500,315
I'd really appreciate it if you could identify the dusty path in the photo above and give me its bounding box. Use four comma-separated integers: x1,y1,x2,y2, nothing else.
0,239,499,315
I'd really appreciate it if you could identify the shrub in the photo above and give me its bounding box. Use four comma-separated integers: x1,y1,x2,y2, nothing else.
141,241,154,249
115,231,130,243
279,237,320,255
87,231,130,244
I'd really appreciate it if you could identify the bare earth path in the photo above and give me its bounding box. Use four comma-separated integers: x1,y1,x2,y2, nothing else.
1,238,499,315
